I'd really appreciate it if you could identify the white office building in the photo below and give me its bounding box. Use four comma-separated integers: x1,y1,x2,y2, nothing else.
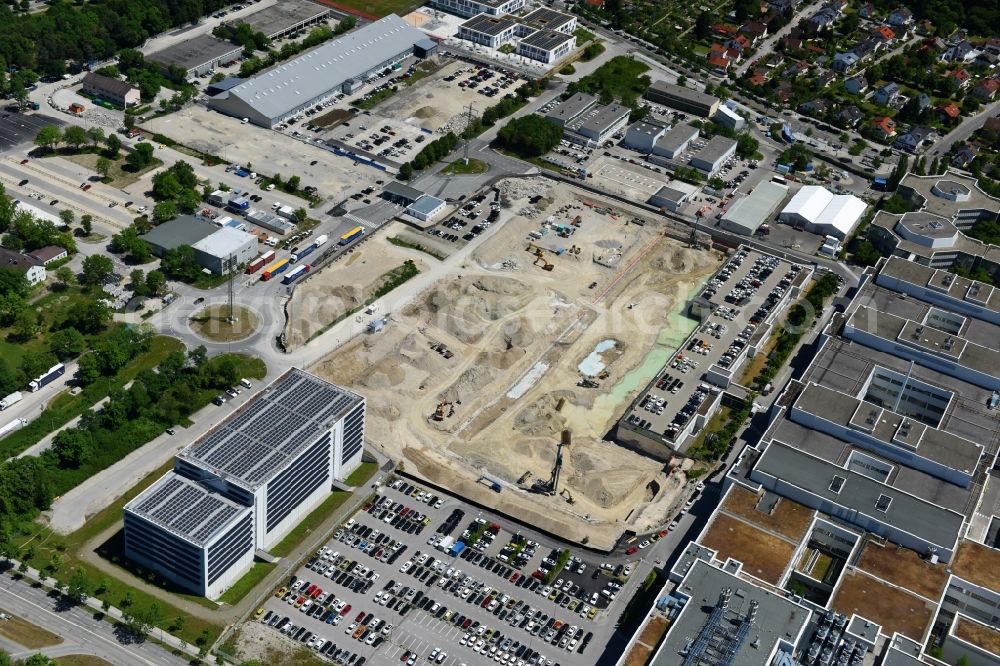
433,0,526,18
124,369,366,598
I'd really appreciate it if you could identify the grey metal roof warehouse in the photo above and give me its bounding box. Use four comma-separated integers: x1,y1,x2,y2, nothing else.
720,181,788,235
545,92,597,125
141,216,216,255
147,34,242,74
176,368,364,491
227,0,331,39
209,14,426,126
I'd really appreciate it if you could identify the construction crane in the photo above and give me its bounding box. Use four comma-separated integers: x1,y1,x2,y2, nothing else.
532,430,570,495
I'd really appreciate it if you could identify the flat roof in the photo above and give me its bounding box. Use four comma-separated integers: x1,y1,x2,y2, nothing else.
693,135,737,164
125,472,250,546
877,255,1000,316
653,559,810,666
782,185,833,224
545,92,596,123
229,0,330,38
654,122,699,153
895,210,959,240
898,171,1000,218
651,185,691,203
383,180,424,201
192,226,255,257
147,33,241,71
567,102,629,134
141,216,216,251
518,28,575,52
520,6,575,31
752,441,965,551
722,181,788,232
215,14,425,121
408,194,445,215
645,80,720,110
176,368,363,491
461,13,519,36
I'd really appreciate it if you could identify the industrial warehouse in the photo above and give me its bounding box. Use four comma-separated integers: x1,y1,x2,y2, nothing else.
123,369,366,598
778,185,868,240
208,14,429,127
140,215,257,274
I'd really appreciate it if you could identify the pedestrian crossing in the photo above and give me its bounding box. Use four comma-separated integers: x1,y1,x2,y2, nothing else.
344,212,377,230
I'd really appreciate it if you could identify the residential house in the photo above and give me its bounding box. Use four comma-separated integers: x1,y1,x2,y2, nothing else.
800,98,831,114
814,69,836,88
844,74,869,95
952,144,978,168
946,68,971,89
805,6,839,32
708,54,731,75
983,116,1000,132
749,71,768,86
858,1,876,18
739,21,768,46
784,60,810,78
832,52,860,73
893,125,933,152
0,248,45,286
943,39,977,63
826,0,847,11
972,79,999,101
916,92,932,111
851,36,882,60
775,81,793,103
872,25,896,45
713,23,737,36
725,34,752,53
839,105,863,127
27,245,68,266
974,51,999,68
769,0,794,12
783,36,803,51
936,102,961,123
888,7,913,26
871,116,897,139
873,81,900,106
764,52,785,69
984,37,1000,56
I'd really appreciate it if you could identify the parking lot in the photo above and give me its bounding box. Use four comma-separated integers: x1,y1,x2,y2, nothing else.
0,110,64,150
622,248,804,448
256,477,642,666
323,114,436,167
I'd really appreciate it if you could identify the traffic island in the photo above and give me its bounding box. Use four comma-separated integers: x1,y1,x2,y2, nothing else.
189,304,260,342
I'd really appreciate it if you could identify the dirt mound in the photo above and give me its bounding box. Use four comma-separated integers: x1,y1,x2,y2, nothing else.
495,317,535,350
514,394,567,437
414,106,436,119
358,357,406,389
439,364,499,404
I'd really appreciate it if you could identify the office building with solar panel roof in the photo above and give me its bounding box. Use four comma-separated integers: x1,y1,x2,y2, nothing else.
124,368,365,598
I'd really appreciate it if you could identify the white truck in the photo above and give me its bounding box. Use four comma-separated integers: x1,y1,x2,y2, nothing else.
0,418,27,439
0,391,22,410
438,535,455,553
313,234,329,248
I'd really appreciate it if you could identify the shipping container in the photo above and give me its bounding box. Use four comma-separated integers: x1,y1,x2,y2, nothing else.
246,250,276,274
261,257,290,281
281,264,311,285
29,363,65,392
339,226,364,246
0,391,22,410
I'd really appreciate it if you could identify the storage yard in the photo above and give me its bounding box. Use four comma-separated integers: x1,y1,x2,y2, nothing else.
311,178,721,547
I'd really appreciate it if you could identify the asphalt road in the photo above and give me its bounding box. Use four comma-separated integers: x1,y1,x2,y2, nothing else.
0,571,188,665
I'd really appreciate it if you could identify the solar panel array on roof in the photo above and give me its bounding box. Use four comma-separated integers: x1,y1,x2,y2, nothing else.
178,368,363,490
129,473,246,545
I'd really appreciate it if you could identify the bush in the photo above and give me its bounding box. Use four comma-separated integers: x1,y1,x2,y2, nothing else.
496,115,563,158
559,64,576,75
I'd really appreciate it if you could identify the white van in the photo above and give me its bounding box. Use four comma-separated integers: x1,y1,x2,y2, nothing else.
240,378,252,389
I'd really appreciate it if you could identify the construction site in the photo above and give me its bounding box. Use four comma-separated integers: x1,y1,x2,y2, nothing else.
311,178,722,548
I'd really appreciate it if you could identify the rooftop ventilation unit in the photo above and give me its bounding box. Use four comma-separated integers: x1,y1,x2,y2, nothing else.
874,494,892,513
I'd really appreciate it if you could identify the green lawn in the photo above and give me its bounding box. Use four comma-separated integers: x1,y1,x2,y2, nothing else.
217,562,277,606
442,158,489,175
269,490,355,558
344,461,378,487
573,27,596,44
330,0,419,18
387,236,446,261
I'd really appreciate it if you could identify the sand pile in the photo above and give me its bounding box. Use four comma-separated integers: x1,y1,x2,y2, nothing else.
439,365,499,404
514,393,567,437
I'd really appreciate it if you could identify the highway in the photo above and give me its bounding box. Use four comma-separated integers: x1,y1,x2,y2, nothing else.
0,571,188,666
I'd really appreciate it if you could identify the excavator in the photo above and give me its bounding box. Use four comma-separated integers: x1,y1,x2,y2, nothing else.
532,247,554,271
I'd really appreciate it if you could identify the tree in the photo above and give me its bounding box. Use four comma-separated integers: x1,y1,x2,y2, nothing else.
105,133,122,158
33,125,61,153
398,162,413,181
62,125,89,151
95,157,113,181
694,12,712,39
76,353,101,385
81,215,93,236
14,309,37,341
0,267,29,299
55,267,75,289
50,328,86,360
66,567,90,603
86,126,105,148
286,175,301,192
81,254,114,286
63,300,110,334
59,209,74,227
145,270,166,296
52,429,90,468
496,115,563,158
152,201,177,224
126,143,154,170
292,208,307,223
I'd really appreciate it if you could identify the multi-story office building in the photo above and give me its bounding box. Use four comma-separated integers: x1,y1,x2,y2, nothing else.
433,0,525,19
124,368,365,598
622,255,1000,666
